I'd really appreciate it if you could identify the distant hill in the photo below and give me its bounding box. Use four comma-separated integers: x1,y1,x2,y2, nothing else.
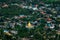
0,0,60,3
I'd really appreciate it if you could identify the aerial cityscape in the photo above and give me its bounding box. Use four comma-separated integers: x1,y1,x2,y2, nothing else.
0,0,60,40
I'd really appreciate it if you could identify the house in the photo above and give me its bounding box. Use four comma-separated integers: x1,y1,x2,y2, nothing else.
2,3,8,8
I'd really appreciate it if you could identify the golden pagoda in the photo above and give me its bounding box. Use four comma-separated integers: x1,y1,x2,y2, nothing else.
26,21,34,29
4,32,12,36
